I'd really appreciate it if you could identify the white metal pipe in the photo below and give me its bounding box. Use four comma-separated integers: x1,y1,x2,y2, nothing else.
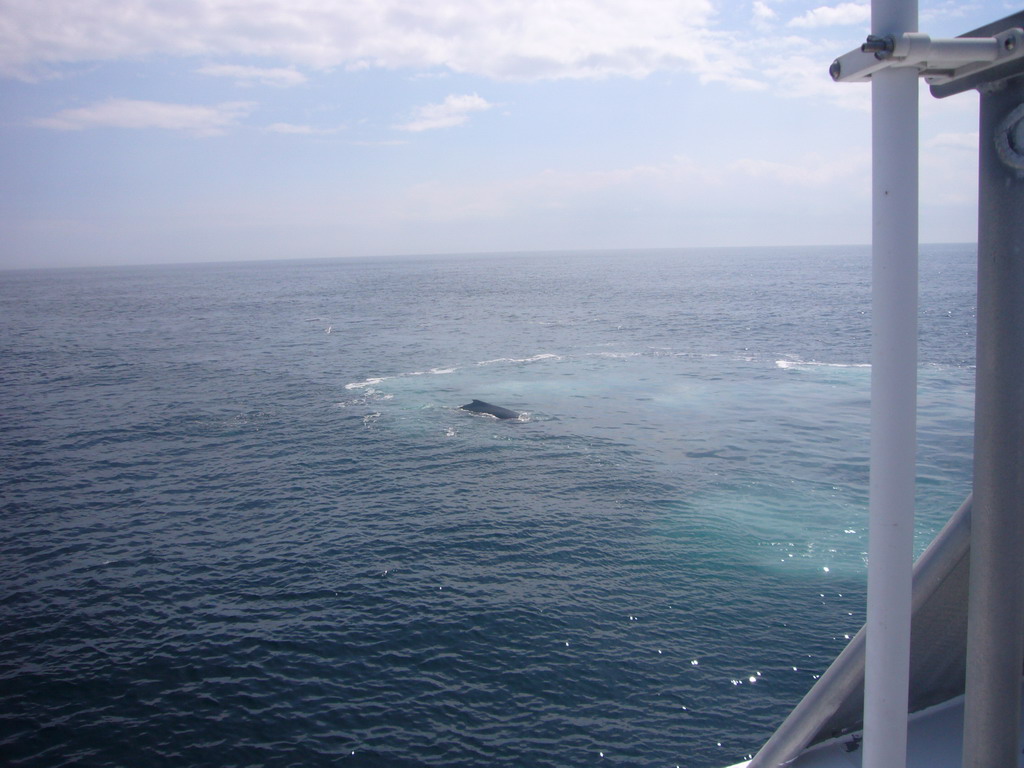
923,36,1000,63
862,2,919,766
891,34,1000,65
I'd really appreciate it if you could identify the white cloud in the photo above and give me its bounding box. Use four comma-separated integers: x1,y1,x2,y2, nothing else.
757,39,871,111
788,3,869,28
397,93,493,132
32,98,254,136
920,1,981,27
381,152,838,226
730,151,868,186
355,151,873,252
352,155,708,228
925,131,978,150
0,0,757,86
265,122,343,134
350,139,410,147
197,64,307,87
753,1,777,22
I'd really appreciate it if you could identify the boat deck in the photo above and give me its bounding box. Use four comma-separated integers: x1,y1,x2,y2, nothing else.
726,680,1024,767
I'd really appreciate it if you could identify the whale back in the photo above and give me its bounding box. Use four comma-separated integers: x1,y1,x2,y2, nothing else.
460,399,520,420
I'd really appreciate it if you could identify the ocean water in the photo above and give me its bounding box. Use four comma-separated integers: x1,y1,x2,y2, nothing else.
0,245,976,768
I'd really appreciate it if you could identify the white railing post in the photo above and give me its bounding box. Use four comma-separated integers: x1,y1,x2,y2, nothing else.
862,1,918,766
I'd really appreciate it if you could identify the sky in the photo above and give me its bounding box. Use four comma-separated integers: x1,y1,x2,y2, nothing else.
0,0,1015,269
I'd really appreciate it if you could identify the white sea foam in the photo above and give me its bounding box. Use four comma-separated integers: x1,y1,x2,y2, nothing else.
346,366,457,390
348,355,558,391
477,353,560,366
336,391,392,409
345,376,390,390
775,359,870,370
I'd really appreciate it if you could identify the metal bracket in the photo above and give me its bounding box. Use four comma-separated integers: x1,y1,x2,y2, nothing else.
830,29,1024,86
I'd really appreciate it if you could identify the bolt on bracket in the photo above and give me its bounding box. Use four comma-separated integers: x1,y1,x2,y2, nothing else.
995,103,1024,171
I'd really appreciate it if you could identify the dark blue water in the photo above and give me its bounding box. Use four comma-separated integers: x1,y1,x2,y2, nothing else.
0,246,976,767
